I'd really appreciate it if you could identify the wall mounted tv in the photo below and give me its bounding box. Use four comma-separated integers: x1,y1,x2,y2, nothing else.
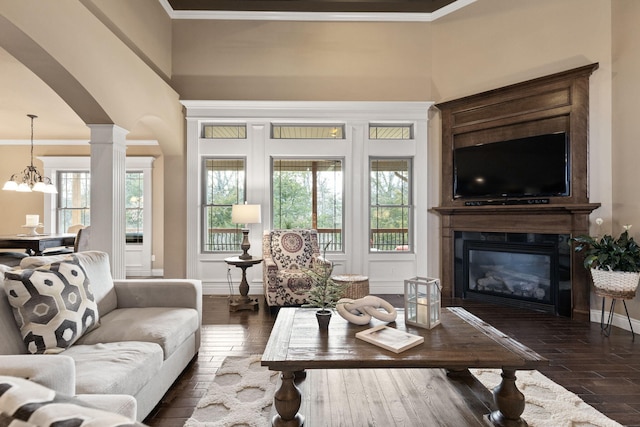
453,132,569,199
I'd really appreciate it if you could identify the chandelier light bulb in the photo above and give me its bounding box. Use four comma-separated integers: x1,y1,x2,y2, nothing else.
16,183,32,192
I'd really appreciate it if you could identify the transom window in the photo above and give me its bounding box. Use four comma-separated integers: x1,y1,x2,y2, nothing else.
370,158,412,252
202,158,245,252
272,158,343,251
271,124,345,139
202,124,246,139
369,124,414,140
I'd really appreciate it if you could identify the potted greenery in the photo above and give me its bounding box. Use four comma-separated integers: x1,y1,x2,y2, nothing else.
302,242,344,331
572,220,640,298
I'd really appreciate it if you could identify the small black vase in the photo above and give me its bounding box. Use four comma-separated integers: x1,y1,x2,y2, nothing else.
316,309,332,332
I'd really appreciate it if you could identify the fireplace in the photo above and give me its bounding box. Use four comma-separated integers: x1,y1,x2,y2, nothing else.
455,232,571,316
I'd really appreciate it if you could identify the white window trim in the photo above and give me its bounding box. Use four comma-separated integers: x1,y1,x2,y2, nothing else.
40,156,155,276
182,101,436,296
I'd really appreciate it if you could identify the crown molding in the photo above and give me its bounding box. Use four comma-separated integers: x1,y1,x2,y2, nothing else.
0,139,159,146
159,0,476,22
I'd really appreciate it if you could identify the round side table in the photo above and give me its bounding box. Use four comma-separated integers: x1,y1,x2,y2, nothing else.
224,256,263,312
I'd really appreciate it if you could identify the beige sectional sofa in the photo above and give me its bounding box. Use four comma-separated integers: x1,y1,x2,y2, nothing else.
0,251,202,422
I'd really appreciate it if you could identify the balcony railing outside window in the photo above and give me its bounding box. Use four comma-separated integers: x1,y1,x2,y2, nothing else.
201,227,407,253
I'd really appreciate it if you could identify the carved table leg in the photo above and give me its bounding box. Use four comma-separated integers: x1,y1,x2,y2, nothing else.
272,370,304,427
488,368,528,427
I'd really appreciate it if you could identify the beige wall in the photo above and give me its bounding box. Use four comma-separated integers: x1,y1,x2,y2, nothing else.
0,146,46,234
3,0,640,321
172,20,433,101
0,0,185,277
612,0,640,319
84,0,173,81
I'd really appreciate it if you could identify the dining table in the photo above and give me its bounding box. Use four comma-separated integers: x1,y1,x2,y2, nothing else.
0,233,76,256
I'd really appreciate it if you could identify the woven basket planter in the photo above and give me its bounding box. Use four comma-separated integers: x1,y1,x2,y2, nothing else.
590,268,640,299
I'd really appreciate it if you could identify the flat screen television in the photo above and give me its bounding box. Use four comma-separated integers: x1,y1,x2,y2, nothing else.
453,132,569,199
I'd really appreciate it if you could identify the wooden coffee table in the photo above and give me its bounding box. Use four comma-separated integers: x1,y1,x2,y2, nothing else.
262,307,547,427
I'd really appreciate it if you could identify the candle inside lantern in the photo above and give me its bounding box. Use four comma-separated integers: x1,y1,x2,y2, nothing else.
26,215,39,226
417,297,429,324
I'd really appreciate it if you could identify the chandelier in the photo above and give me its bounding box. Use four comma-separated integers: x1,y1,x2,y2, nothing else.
2,114,57,193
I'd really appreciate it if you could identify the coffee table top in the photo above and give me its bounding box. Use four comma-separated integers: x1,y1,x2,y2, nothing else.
262,307,547,372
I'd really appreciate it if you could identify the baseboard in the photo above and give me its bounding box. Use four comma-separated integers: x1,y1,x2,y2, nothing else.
590,307,640,335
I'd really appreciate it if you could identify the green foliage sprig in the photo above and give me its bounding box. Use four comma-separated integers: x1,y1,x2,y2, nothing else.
302,242,344,312
572,222,640,272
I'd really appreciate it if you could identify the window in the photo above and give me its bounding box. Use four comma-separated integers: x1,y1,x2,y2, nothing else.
202,158,245,252
369,124,414,140
202,124,246,139
57,171,90,232
370,158,412,252
126,172,144,244
271,124,345,139
272,159,343,251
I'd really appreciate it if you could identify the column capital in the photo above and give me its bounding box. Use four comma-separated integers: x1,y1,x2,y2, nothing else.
87,124,129,147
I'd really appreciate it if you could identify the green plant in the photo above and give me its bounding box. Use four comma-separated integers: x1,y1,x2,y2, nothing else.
572,223,640,272
302,242,344,312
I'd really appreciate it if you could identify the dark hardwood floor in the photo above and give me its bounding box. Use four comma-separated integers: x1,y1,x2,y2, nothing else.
145,296,640,427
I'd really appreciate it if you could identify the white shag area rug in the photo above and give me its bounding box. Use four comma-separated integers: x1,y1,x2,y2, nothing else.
185,354,277,427
470,368,624,427
186,355,623,427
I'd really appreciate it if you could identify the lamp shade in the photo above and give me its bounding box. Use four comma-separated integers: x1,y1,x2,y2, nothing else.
231,204,261,225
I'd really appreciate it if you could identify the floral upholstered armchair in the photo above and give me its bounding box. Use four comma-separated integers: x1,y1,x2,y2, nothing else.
262,229,329,307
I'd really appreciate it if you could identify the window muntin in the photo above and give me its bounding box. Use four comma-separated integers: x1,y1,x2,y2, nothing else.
271,124,345,139
202,158,245,252
370,158,412,252
57,171,90,232
272,159,343,252
125,171,144,244
202,124,246,139
369,124,414,140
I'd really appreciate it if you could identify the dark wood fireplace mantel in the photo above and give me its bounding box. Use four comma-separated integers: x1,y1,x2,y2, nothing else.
433,203,599,321
434,64,600,321
434,203,600,233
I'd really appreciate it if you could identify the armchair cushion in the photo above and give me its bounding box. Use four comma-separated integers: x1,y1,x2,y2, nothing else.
268,230,317,270
263,229,325,306
4,256,99,354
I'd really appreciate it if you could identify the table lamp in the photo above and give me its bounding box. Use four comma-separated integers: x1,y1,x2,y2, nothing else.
232,203,262,259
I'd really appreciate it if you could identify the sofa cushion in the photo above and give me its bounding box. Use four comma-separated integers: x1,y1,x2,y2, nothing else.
4,256,99,354
62,342,163,397
76,307,199,360
1,266,28,355
0,375,142,427
20,251,117,317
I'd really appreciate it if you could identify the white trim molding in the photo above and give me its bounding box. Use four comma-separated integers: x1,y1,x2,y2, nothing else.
182,100,435,295
39,155,156,277
158,0,476,22
0,139,158,146
590,306,640,337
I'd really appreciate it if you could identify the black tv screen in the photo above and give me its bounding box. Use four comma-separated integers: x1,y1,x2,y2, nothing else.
453,132,569,199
